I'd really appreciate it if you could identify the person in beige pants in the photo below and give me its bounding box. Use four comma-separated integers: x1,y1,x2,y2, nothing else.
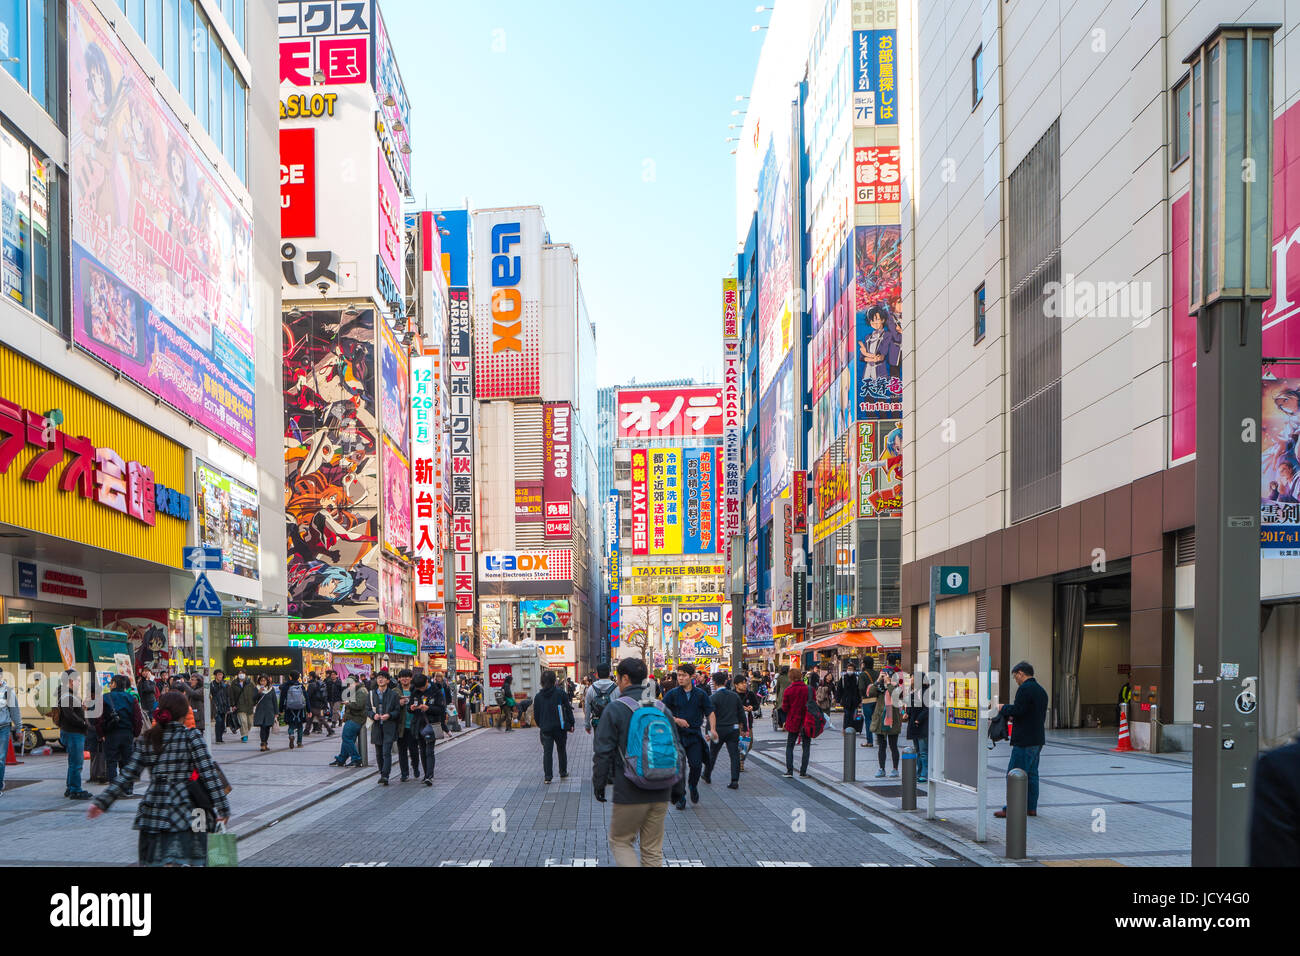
591,657,686,867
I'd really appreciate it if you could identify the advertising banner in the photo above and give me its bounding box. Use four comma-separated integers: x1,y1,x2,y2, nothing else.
629,563,725,577
419,613,446,654
757,136,793,397
854,225,904,419
447,294,475,613
283,308,379,622
69,0,255,455
1262,374,1300,557
225,646,305,678
543,402,572,537
744,605,774,649
379,318,409,449
814,434,854,542
722,277,739,338
792,470,808,533
664,606,723,658
682,446,720,555
514,480,543,523
278,0,371,86
616,387,724,440
279,128,316,238
370,4,412,182
854,146,901,204
631,449,649,555
473,208,543,399
722,337,743,550
195,461,260,580
376,149,402,295
410,352,441,604
520,599,572,628
852,28,898,126
627,594,726,605
649,448,683,555
478,549,573,583
379,556,411,627
608,490,621,647
858,420,903,518
759,354,795,525
488,663,513,691
381,438,411,556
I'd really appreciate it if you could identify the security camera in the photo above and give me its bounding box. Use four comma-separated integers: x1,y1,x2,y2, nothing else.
317,280,330,296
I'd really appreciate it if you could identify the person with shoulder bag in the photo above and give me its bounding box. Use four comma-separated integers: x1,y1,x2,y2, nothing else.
367,670,401,785
533,669,575,784
858,661,878,748
870,653,904,777
279,672,309,749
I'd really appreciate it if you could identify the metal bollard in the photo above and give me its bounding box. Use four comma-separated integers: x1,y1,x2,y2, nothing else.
901,752,917,810
842,727,857,781
1005,768,1028,859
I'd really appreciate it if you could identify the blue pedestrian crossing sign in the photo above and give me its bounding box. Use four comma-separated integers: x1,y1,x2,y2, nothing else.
185,573,224,616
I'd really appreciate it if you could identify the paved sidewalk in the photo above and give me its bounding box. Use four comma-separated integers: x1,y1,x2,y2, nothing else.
0,721,480,866
751,713,1192,866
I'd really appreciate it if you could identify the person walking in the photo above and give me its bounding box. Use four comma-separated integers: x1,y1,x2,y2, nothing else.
229,669,256,743
330,675,367,768
663,663,716,809
393,669,420,781
585,662,619,735
94,675,144,796
839,661,863,737
734,673,761,774
497,674,516,731
413,673,446,783
368,670,401,785
591,657,686,867
870,654,904,778
906,676,929,783
781,667,812,778
253,677,278,751
54,670,93,800
533,669,575,783
993,661,1048,819
306,671,332,736
87,690,230,866
858,659,878,748
0,666,19,796
280,671,309,749
704,671,743,790
209,670,231,744
1250,679,1300,866
136,668,158,719
325,670,344,727
186,674,206,737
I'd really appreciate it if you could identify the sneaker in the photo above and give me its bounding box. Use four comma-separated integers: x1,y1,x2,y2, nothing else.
727,782,739,790
423,778,433,786
400,776,409,783
241,736,248,743
68,790,92,800
799,772,809,778
875,769,887,778
689,787,699,804
701,774,712,785
63,788,71,797
544,778,552,784
675,797,687,810
378,778,389,786
328,759,343,767
783,770,793,777
349,762,362,768
890,768,900,778
917,775,927,783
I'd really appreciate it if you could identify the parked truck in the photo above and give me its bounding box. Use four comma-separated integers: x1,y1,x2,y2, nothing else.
482,642,551,728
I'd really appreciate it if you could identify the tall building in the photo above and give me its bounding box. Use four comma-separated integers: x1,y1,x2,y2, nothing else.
472,206,601,678
278,0,419,676
899,0,1300,752
0,0,282,673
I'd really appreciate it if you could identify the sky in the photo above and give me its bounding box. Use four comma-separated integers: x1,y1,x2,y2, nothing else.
385,0,765,387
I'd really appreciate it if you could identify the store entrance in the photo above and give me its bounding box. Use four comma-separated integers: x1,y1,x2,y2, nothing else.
1053,569,1131,728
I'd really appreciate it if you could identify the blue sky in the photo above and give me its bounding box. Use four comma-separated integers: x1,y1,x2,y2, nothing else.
386,0,764,386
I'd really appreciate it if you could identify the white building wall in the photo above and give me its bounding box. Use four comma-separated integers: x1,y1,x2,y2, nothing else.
541,244,577,404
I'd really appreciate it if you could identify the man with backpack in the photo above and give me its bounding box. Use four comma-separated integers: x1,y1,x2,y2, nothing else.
585,663,618,735
280,672,309,749
704,671,744,789
94,674,144,795
592,657,686,867
663,663,717,809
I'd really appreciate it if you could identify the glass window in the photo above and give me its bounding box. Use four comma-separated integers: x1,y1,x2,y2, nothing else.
974,283,986,344
221,52,234,167
128,0,146,39
234,77,245,183
193,10,208,132
1,128,32,307
972,44,983,109
147,0,163,66
208,21,221,147
0,126,62,331
1172,74,1191,166
233,0,244,51
0,0,29,89
164,0,179,89
180,0,194,111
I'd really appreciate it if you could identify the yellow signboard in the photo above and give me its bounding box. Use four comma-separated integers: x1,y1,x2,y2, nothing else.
626,594,726,605
946,676,978,729
629,564,725,577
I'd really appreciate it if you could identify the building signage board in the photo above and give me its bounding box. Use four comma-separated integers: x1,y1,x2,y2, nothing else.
630,449,649,555
447,293,475,612
472,208,543,399
744,605,774,649
195,462,260,580
814,433,853,542
608,490,621,647
617,387,724,441
648,448,683,555
280,128,317,238
543,402,572,537
627,594,726,606
69,0,256,455
854,146,901,204
520,599,571,628
514,480,543,523
858,420,902,517
629,564,725,577
792,470,808,533
682,446,719,555
722,337,743,554
278,0,372,85
410,352,442,603
477,549,572,583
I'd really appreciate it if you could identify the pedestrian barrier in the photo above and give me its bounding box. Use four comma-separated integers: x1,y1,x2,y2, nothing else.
842,727,856,781
900,752,916,810
1112,708,1133,752
1005,768,1028,859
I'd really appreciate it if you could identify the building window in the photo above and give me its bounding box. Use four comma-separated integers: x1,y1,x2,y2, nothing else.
233,76,245,183
974,282,986,344
146,0,163,66
1172,74,1191,167
128,0,145,39
163,0,179,89
192,8,207,131
1,0,64,125
972,43,983,109
0,124,64,331
180,0,194,111
207,19,221,148
221,50,234,168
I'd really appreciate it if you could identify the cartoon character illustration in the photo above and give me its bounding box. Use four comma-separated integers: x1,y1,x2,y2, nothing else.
857,304,903,384
287,559,375,618
73,41,124,218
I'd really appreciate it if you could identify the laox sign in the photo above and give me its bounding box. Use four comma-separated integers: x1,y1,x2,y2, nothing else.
485,554,550,572
490,222,522,353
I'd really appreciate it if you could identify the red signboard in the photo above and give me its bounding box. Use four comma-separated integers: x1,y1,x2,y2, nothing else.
514,480,543,523
543,402,572,537
854,146,901,204
792,470,808,533
617,387,724,440
279,128,316,238
631,448,649,555
488,664,513,689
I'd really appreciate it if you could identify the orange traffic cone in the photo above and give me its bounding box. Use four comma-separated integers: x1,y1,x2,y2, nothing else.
1113,708,1134,752
5,734,20,765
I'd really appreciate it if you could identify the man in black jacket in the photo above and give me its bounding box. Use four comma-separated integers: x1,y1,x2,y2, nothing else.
839,661,863,735
592,657,685,867
994,661,1048,819
367,670,402,785
1250,678,1300,866
209,670,231,743
533,669,575,783
704,671,744,789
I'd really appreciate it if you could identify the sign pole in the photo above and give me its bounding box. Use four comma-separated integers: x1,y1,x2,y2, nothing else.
926,566,939,820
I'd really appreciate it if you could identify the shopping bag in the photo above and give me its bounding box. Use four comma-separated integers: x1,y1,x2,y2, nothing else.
89,750,109,784
739,734,752,758
207,823,238,867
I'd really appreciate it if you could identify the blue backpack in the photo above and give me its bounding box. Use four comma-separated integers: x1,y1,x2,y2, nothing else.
618,697,683,790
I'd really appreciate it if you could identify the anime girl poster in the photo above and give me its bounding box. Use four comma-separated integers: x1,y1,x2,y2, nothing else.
379,319,409,450
1261,374,1300,557
854,225,904,419
381,439,412,555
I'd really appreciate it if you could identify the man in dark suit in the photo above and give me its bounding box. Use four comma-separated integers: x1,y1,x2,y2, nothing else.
839,661,864,735
1251,679,1300,866
993,661,1048,819
367,670,402,785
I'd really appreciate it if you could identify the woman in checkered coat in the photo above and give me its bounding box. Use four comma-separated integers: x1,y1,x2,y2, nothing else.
87,691,231,866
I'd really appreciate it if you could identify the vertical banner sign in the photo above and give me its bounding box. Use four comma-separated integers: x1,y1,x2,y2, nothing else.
448,288,475,613
792,470,808,533
410,352,441,603
279,128,316,238
543,402,573,537
473,209,542,398
793,569,807,630
608,491,621,647
722,278,742,569
683,447,720,556
649,448,683,555
631,449,649,556
683,447,703,555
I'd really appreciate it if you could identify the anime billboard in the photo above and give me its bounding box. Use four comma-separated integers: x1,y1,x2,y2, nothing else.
283,308,380,621
68,0,255,454
854,224,903,419
1262,374,1300,557
381,438,411,556
379,318,409,450
759,353,795,526
857,420,902,518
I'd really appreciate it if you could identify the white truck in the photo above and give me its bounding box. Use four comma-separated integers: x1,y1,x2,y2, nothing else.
482,642,551,725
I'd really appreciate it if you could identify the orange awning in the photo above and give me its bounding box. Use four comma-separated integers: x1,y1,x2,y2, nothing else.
805,631,880,651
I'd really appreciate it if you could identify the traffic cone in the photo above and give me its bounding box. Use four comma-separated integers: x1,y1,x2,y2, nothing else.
1113,708,1134,752
5,735,20,765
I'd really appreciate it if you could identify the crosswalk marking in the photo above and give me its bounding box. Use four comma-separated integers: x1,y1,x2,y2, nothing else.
439,859,493,867
544,858,598,867
665,859,705,867
757,860,811,867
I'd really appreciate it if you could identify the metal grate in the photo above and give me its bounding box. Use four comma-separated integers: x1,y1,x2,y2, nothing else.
975,591,988,632
1176,527,1196,565
1009,119,1063,524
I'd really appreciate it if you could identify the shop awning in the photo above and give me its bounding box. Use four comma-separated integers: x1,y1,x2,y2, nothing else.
805,631,880,651
453,649,480,671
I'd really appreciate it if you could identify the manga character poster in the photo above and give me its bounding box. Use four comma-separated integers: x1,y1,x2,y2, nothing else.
282,308,380,620
857,421,902,518
381,438,412,556
854,224,903,419
759,354,794,526
67,0,255,454
379,318,409,449
1262,374,1300,557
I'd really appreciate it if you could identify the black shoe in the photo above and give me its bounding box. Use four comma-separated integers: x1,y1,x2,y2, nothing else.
64,788,71,797
727,782,739,790
423,778,433,786
783,771,793,777
560,773,569,780
400,776,409,783
702,774,712,785
544,778,552,784
328,759,343,767
378,778,389,786
67,790,93,800
799,771,809,778
689,787,699,804
349,762,362,768
675,798,687,810
288,738,295,750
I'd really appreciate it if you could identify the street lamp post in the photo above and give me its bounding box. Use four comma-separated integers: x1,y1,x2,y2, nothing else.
730,534,745,674
1186,24,1277,867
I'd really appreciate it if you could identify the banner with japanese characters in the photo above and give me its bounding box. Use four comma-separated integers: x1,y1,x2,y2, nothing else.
448,288,475,613
682,446,721,555
722,279,742,567
631,449,649,556
857,420,902,518
608,490,621,647
1262,374,1300,557
410,351,442,603
617,387,724,440
543,402,572,537
648,448,683,556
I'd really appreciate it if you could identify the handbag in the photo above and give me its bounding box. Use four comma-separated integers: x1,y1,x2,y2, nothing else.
207,822,238,867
